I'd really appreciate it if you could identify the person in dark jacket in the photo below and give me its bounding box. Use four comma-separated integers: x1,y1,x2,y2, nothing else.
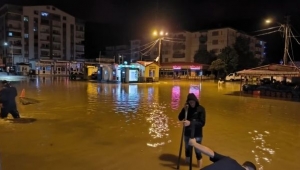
0,80,20,119
178,93,206,168
189,138,256,170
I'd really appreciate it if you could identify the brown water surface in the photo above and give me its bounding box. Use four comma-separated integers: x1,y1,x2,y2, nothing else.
0,77,299,170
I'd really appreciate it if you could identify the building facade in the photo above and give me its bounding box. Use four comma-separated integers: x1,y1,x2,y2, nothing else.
0,4,85,67
131,27,266,64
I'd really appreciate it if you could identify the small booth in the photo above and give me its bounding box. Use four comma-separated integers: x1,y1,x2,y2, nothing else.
117,63,140,83
15,63,31,75
133,61,160,82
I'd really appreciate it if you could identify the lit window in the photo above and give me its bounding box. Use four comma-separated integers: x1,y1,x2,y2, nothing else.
24,16,29,21
41,12,48,17
8,32,13,36
24,34,29,38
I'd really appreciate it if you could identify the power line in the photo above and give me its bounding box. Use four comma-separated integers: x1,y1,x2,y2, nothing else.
251,26,281,33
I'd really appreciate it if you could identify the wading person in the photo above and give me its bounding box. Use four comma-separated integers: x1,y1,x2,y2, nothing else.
178,93,206,168
189,138,256,170
0,80,20,119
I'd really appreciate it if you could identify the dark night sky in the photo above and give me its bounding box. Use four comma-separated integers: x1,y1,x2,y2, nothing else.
1,0,300,62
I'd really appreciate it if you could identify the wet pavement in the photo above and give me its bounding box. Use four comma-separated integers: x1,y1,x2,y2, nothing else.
0,77,299,170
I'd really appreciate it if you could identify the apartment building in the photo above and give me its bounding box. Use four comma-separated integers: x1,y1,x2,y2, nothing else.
105,45,131,64
0,4,85,68
134,27,265,64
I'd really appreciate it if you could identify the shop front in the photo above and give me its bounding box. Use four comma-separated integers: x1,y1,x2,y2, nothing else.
160,62,208,79
37,60,53,75
54,61,68,75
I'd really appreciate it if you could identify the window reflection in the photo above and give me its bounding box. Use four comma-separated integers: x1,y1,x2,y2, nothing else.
189,84,201,99
171,86,180,110
146,103,170,147
114,84,140,114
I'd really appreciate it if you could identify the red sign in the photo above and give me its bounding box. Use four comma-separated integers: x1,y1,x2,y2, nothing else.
190,65,201,70
173,66,181,70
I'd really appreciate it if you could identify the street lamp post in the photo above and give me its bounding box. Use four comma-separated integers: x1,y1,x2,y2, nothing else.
266,16,290,65
119,55,123,64
283,16,290,65
153,30,168,64
3,42,14,66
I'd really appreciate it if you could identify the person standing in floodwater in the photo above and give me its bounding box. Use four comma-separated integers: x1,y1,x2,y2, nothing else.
0,80,20,119
178,93,206,168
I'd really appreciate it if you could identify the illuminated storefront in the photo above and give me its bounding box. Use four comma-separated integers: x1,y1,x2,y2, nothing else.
160,62,209,78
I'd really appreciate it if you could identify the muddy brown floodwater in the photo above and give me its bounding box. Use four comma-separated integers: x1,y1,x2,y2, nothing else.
0,77,299,170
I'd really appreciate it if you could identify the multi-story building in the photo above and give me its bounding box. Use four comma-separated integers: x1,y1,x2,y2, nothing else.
105,45,130,64
0,4,85,68
133,27,265,64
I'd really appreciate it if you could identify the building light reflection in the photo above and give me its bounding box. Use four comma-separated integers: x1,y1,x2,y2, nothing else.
146,103,170,148
249,130,275,170
171,86,180,110
189,84,201,99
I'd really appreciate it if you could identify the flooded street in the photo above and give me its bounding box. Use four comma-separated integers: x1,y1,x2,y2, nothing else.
0,77,299,170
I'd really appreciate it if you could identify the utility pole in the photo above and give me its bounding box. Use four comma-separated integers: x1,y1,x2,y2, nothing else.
158,38,162,64
99,51,101,65
283,16,290,65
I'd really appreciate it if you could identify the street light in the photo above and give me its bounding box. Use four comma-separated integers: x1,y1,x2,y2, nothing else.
153,30,168,64
119,55,124,64
3,42,14,66
265,17,290,65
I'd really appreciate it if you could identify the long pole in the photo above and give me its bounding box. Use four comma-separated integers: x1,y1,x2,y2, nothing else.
158,38,162,64
176,104,189,169
99,51,101,65
283,16,290,65
12,45,14,66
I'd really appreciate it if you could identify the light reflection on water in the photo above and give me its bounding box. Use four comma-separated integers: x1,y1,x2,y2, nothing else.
249,130,276,170
1,78,299,170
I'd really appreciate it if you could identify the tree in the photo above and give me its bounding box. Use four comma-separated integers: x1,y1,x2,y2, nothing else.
194,50,216,64
233,36,260,70
217,47,238,74
209,59,226,78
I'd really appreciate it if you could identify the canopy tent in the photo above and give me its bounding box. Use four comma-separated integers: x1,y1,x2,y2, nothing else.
236,64,300,76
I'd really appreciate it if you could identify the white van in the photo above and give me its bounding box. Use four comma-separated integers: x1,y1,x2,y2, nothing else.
225,73,243,81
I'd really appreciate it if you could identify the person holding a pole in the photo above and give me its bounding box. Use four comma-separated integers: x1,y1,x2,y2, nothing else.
178,93,206,168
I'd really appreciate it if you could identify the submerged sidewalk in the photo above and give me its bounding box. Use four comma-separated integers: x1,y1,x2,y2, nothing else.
0,72,27,82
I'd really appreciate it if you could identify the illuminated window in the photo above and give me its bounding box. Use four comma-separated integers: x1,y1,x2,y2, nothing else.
24,16,29,21
41,12,48,17
24,34,29,38
8,32,13,36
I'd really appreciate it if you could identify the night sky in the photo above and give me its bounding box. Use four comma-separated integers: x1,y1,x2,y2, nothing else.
2,0,300,63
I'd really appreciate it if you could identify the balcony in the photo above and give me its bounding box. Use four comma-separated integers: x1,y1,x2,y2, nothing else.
6,14,22,21
40,38,50,42
76,54,85,59
53,47,61,51
52,30,61,35
41,51,50,57
76,28,84,32
7,24,22,31
7,49,22,55
53,39,61,43
172,53,185,58
41,20,50,26
76,35,84,39
40,45,50,50
52,22,61,28
52,54,62,58
40,29,50,34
